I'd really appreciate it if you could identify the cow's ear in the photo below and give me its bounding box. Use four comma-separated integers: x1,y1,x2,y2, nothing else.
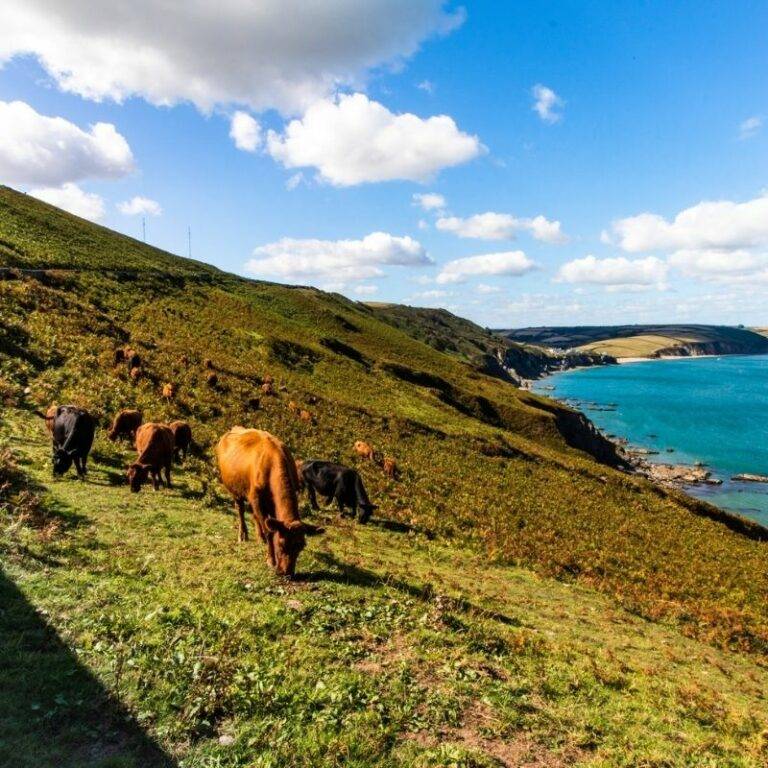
265,517,288,534
302,523,325,537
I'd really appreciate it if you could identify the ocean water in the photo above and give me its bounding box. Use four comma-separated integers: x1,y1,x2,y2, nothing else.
532,355,768,525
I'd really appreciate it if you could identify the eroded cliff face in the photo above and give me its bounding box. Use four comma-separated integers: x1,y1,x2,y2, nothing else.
652,340,768,358
497,346,615,382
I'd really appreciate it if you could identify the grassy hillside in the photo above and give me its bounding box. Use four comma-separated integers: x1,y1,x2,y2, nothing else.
3,186,768,765
502,325,768,359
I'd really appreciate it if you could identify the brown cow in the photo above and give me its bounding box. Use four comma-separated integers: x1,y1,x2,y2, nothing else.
125,349,141,370
108,409,143,442
383,457,399,479
263,374,274,385
204,358,215,370
215,427,324,577
353,440,375,461
129,366,142,382
161,382,177,400
169,420,193,463
35,404,57,435
127,423,174,492
206,372,219,388
299,409,313,423
261,381,275,396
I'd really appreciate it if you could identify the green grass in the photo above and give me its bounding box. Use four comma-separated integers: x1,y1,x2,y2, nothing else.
4,410,768,767
3,186,768,765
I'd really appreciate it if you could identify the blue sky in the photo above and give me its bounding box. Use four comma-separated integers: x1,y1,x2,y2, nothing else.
1,1,766,327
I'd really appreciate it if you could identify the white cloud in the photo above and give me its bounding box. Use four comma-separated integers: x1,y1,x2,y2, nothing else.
739,116,762,140
412,289,449,299
556,255,668,290
436,250,536,284
0,1,464,114
267,93,483,185
532,84,563,124
244,231,432,285
117,196,162,216
668,249,767,279
413,192,446,211
608,193,768,253
475,283,501,294
435,211,567,242
285,173,305,191
0,100,133,186
229,111,261,151
29,183,105,221
416,80,435,94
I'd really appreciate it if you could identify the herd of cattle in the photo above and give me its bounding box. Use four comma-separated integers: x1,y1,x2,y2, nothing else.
37,402,396,576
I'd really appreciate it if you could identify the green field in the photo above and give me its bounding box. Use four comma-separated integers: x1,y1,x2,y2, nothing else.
3,186,768,766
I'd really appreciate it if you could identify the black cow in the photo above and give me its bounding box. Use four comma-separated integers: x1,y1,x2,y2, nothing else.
298,460,376,523
50,405,97,479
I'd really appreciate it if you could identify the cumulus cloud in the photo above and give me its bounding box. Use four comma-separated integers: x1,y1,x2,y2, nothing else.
244,231,432,286
435,211,567,243
118,196,162,216
0,100,133,186
436,250,536,284
532,84,563,124
607,193,768,253
739,116,762,140
413,192,446,211
556,255,668,290
229,111,261,151
29,183,105,221
0,1,464,114
267,93,482,186
668,249,768,279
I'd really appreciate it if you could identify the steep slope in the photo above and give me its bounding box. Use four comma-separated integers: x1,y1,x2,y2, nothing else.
502,324,768,359
367,302,615,382
2,185,768,764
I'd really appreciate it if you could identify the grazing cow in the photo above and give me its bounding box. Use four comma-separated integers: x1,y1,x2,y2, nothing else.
261,381,275,396
48,405,97,480
299,409,313,423
204,358,215,370
129,366,142,382
113,349,126,366
383,457,399,479
108,409,143,442
161,382,177,400
216,427,324,577
127,423,174,492
169,420,193,463
353,440,375,461
246,397,260,411
298,461,377,523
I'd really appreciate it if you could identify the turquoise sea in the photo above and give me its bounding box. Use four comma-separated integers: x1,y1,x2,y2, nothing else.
532,355,768,525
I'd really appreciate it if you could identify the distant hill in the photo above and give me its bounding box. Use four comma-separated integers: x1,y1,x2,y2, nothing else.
367,302,615,382
500,324,768,359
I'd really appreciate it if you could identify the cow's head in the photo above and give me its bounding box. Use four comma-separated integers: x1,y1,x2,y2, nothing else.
264,518,324,577
358,503,377,524
127,463,150,493
52,448,73,477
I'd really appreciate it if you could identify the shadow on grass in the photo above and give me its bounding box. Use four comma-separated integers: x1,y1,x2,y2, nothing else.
301,551,521,628
0,569,175,768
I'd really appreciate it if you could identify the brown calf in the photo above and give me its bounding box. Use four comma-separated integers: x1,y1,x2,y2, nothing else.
353,440,375,461
108,409,143,442
215,427,324,577
383,457,399,479
127,423,174,492
169,420,193,463
161,382,177,400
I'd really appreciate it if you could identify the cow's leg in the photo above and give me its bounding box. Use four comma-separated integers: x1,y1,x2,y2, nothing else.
151,470,160,491
247,493,269,544
164,462,172,488
307,485,320,511
73,455,83,479
235,497,248,542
